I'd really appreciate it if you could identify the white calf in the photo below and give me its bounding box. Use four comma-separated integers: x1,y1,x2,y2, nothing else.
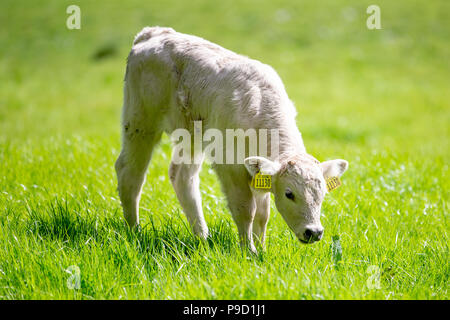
115,27,348,251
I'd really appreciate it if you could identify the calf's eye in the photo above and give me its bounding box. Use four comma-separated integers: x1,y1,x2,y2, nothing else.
285,188,295,200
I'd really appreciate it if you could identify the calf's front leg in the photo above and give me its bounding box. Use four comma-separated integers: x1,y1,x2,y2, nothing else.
214,165,257,253
252,192,270,249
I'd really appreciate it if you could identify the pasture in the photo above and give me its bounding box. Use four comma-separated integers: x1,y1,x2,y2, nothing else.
0,0,448,299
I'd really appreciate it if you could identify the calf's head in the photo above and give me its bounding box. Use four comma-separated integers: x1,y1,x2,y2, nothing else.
244,155,348,244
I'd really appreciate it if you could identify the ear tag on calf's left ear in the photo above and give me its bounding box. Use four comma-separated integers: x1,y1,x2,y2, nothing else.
252,171,272,189
326,176,342,192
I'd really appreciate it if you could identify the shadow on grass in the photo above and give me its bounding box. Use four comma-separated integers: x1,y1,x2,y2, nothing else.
24,198,240,259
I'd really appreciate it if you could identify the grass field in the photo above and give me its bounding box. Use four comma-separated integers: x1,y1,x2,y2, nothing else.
0,0,448,299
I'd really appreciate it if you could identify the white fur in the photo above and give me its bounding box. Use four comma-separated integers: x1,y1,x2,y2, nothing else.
115,27,348,251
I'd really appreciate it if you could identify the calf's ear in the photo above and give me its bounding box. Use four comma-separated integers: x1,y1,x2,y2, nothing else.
244,156,281,176
321,159,349,179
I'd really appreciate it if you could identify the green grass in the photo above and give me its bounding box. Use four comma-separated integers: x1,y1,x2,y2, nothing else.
0,0,448,299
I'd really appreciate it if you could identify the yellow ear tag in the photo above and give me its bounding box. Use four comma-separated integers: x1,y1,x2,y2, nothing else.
252,171,272,189
326,176,342,192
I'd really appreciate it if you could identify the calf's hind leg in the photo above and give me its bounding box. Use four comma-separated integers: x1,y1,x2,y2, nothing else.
115,126,162,228
169,160,209,239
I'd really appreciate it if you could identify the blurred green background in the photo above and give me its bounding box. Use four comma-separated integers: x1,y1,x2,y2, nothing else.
1,0,449,152
0,0,448,299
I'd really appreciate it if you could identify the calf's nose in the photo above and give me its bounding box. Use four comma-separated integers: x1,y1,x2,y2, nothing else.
304,227,324,242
